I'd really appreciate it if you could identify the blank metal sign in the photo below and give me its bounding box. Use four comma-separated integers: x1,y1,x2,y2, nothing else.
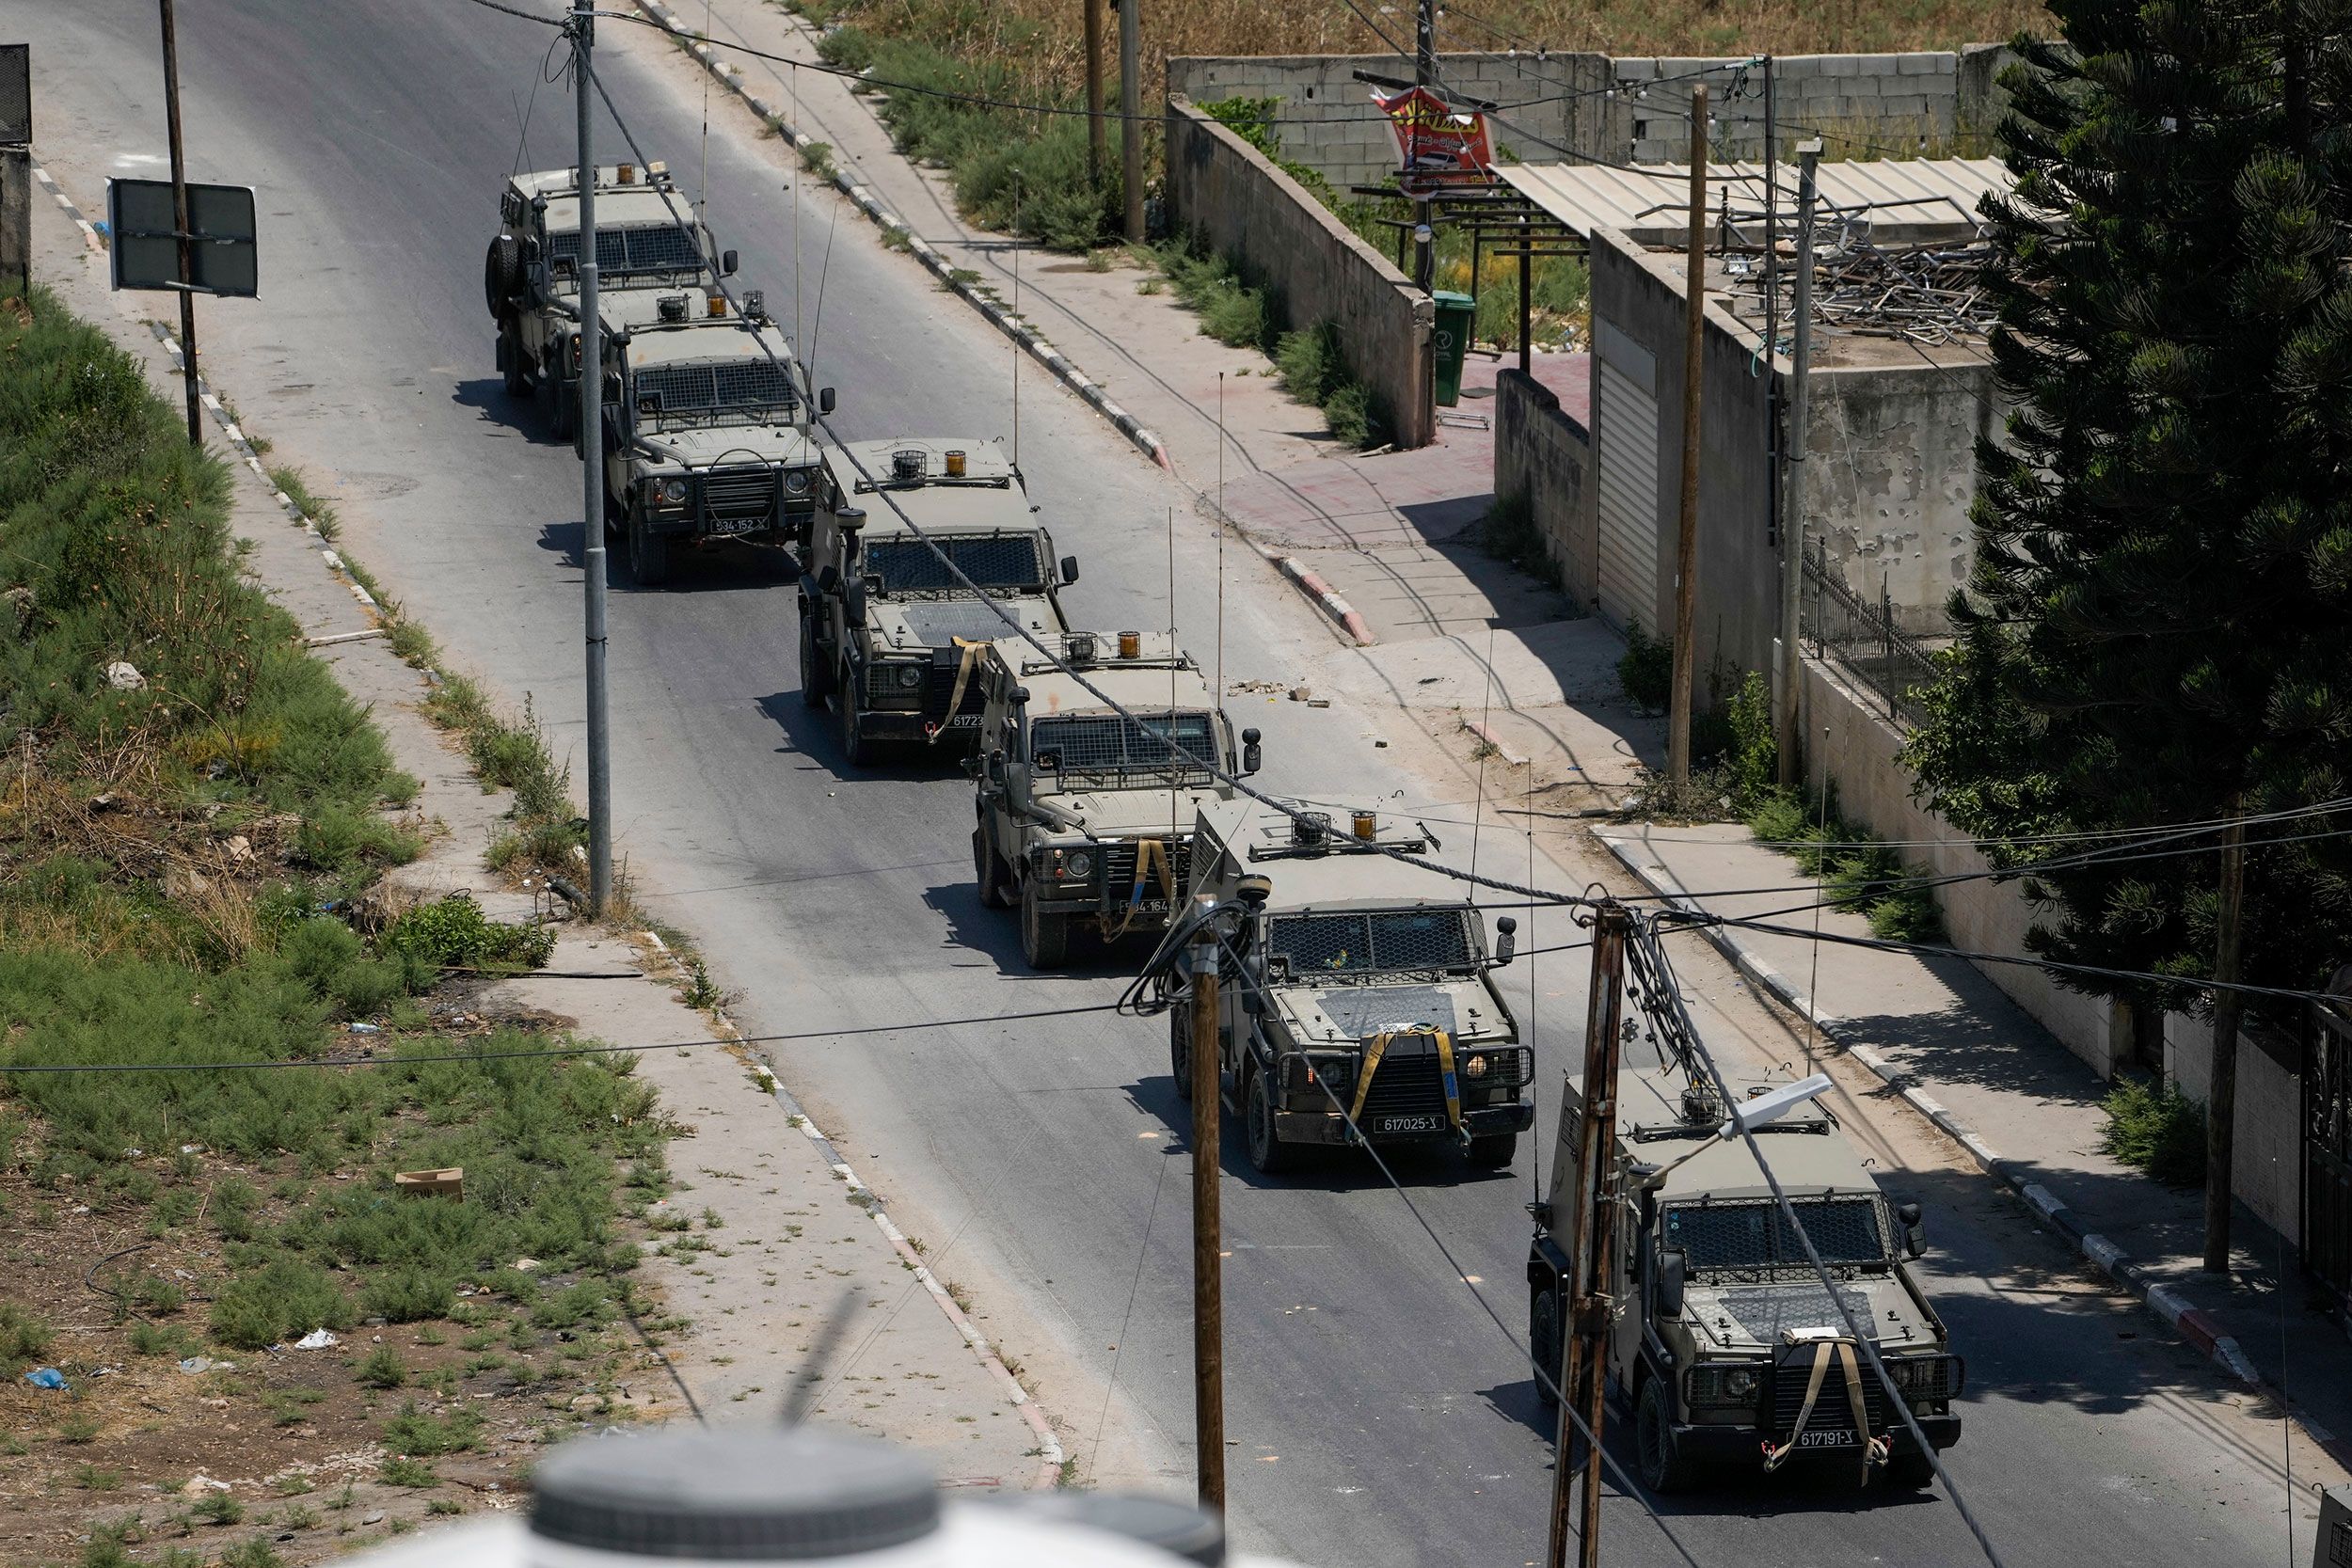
0,45,25,147
108,178,258,297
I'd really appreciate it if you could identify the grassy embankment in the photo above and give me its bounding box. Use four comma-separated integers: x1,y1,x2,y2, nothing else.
0,287,677,1566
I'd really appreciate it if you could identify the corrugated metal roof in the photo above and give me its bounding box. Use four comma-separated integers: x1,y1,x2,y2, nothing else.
1499,157,2010,238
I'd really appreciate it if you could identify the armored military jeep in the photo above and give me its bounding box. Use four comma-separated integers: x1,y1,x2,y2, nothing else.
1526,1065,1963,1493
593,298,832,585
968,631,1259,969
484,161,730,439
1177,797,1535,1174
799,439,1076,765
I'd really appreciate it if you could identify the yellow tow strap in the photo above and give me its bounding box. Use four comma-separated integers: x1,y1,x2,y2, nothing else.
1103,837,1176,940
1346,1031,1462,1132
1760,1338,1890,1474
926,637,989,745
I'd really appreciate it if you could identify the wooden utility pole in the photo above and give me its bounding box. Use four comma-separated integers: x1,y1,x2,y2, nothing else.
1083,0,1105,188
2202,814,2249,1274
1544,902,1631,1568
1117,0,1142,242
1666,86,1709,785
1775,142,1821,788
1412,0,1436,293
156,0,202,444
1188,897,1226,1512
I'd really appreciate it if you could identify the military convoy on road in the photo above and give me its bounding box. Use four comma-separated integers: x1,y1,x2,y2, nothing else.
1178,799,1535,1173
800,439,1076,764
484,162,1968,1494
968,631,1258,968
1526,1066,1963,1493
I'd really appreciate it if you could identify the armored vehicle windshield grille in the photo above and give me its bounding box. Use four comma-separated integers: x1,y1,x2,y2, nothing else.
637,360,798,419
704,469,778,519
1771,1335,1890,1434
1270,909,1474,975
1358,1053,1447,1118
549,224,705,276
1030,712,1216,781
1097,838,1191,892
1664,1198,1887,1274
866,536,1043,593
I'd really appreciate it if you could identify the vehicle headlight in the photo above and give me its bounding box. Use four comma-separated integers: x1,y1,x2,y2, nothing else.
1688,1364,1761,1407
1063,850,1093,880
657,477,689,505
785,468,813,496
1724,1368,1758,1400
1462,1053,1488,1079
895,664,924,689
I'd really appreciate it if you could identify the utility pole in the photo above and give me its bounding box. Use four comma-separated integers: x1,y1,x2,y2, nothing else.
1544,902,1631,1568
1083,0,1105,188
1412,0,1436,293
1760,56,1777,544
572,0,614,913
1775,141,1820,789
1117,0,1142,243
1188,896,1226,1513
1666,87,1708,786
155,0,201,445
2202,812,2249,1274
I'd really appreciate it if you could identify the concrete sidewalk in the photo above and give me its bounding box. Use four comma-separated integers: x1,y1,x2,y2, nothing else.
1597,820,2352,1466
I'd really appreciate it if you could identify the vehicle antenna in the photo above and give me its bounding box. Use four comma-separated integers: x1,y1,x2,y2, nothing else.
805,198,839,402
791,60,803,382
1469,625,1498,889
1011,172,1023,470
1525,744,1542,1212
697,0,712,226
1216,372,1226,704
1168,506,1179,841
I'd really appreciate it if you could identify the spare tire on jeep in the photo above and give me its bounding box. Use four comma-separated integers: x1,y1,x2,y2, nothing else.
483,234,522,319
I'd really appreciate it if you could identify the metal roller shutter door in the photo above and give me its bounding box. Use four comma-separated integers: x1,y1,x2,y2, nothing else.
1595,357,1661,635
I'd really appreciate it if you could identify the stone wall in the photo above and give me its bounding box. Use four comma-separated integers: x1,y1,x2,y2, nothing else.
2167,1014,2304,1244
1804,358,2001,634
1168,47,2022,187
1163,98,1436,449
1494,368,1595,596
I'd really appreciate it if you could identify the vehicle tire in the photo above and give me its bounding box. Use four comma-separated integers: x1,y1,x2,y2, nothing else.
500,324,531,398
1882,1451,1936,1490
1530,1285,1563,1409
1169,1008,1193,1103
1467,1132,1518,1169
837,678,870,767
1635,1375,1697,1496
484,234,521,318
545,361,576,439
628,508,670,586
1244,1065,1298,1174
1020,887,1068,970
976,825,1013,910
798,606,833,707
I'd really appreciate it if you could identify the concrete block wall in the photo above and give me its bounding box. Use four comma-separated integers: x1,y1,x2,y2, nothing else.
1801,655,2118,1074
1494,368,1596,598
2165,1013,2303,1245
1804,359,2001,634
1164,98,1436,449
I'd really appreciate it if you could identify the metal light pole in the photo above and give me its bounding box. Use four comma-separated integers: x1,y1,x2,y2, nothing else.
573,0,613,912
1666,86,1708,786
155,0,200,444
1776,142,1820,789
1412,0,1436,293
1117,0,1142,242
1544,902,1630,1568
1188,897,1226,1513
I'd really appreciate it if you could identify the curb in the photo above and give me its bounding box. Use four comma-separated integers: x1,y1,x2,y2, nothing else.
632,1,1173,475
1594,832,2352,1468
1261,547,1375,646
673,957,1066,1490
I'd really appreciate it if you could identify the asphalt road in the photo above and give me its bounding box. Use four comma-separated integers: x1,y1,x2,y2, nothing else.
10,4,2324,1563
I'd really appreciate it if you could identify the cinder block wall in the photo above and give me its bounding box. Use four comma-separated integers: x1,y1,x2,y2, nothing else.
1164,98,1436,449
2167,1014,2303,1244
1495,369,1596,600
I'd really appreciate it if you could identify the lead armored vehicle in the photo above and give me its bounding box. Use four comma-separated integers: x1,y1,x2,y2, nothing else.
1527,1064,1963,1493
799,439,1076,765
1177,797,1534,1173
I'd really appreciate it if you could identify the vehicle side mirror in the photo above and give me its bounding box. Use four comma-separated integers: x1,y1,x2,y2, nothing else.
843,577,867,627
818,386,836,416
1241,726,1262,775
721,248,739,277
1493,914,1517,967
520,236,540,264
983,749,1007,785
1005,760,1033,815
1898,1201,1925,1259
599,406,622,452
1656,1247,1687,1319
1059,554,1080,585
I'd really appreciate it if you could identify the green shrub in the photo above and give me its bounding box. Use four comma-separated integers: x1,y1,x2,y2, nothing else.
380,1456,438,1489
1617,620,1673,710
218,1536,284,1568
356,1345,407,1389
380,895,553,973
128,1320,196,1358
1721,672,1778,810
363,1266,455,1324
1272,322,1383,449
382,1401,484,1456
209,1256,353,1349
2,1301,54,1372
2101,1078,2206,1188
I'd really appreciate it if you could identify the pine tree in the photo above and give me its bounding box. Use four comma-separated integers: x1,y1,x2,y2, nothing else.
1901,1,2352,1250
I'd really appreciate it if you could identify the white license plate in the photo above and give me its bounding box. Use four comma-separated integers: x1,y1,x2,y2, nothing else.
943,714,980,729
707,516,760,535
1797,1429,1857,1449
1375,1114,1446,1134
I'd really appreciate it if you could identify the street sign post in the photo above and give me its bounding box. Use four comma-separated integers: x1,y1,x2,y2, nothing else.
106,177,257,296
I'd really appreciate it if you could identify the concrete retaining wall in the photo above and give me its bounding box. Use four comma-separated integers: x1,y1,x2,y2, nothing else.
1494,367,1596,596
2167,1014,2304,1245
1164,97,1435,450
1169,47,2021,185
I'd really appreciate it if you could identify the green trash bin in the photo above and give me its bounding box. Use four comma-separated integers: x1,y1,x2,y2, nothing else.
1431,289,1476,407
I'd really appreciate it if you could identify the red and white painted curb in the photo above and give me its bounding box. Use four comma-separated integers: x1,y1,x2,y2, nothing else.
1259,548,1375,646
634,0,1173,474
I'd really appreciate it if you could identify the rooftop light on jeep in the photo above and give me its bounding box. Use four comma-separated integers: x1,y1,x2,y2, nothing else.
617,163,637,183
946,449,967,477
707,293,727,318
1118,630,1141,658
658,294,690,324
892,448,927,482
